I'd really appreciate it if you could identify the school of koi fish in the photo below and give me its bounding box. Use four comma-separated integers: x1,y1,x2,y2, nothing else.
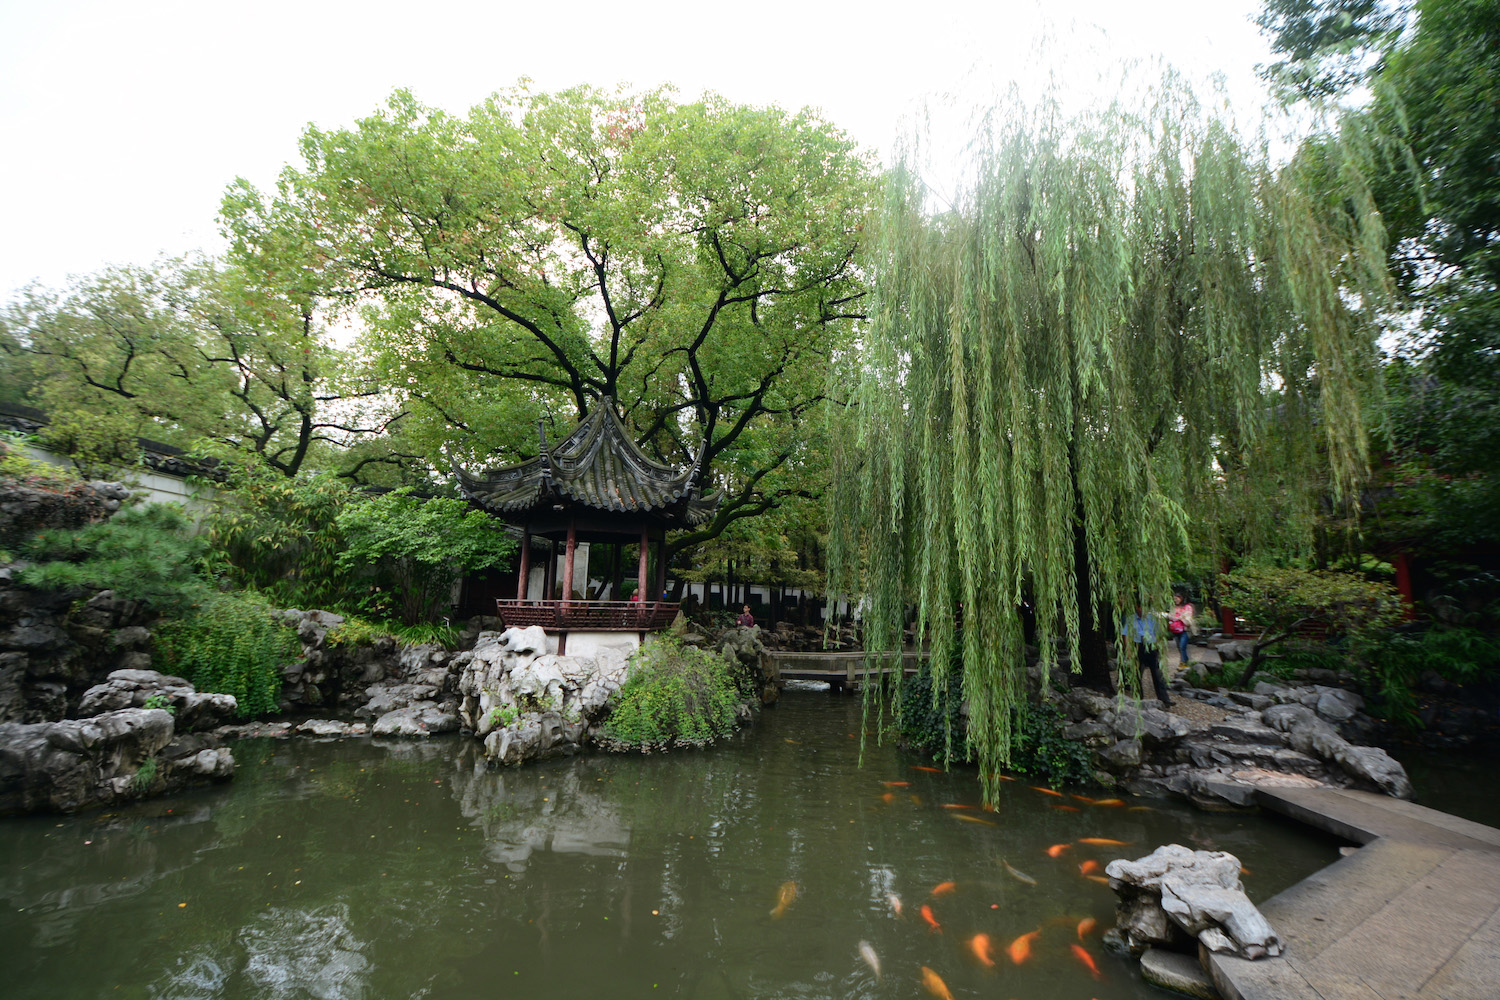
769,766,1164,999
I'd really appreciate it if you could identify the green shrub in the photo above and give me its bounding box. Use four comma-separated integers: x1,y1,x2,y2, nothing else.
17,503,208,610
326,615,395,647
602,637,749,750
1370,626,1500,727
1260,642,1350,680
142,693,176,715
155,590,296,717
0,433,86,493
387,620,460,648
1005,702,1095,786
1220,566,1404,686
203,469,353,610
132,757,158,792
334,488,515,626
894,638,1091,783
894,656,970,766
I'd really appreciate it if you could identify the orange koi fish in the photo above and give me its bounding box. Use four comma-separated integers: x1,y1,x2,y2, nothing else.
968,932,996,967
920,904,942,933
1077,837,1130,846
941,803,976,810
1002,860,1036,885
784,738,801,744
1085,874,1111,885
1127,805,1154,813
1091,798,1125,807
930,881,957,897
954,813,995,826
1008,929,1040,964
1071,943,1102,978
1030,786,1064,797
881,792,895,804
1050,804,1081,813
1077,916,1098,939
989,773,1016,782
881,781,911,787
912,765,943,773
770,880,798,919
1071,793,1096,804
920,965,954,1000
1078,859,1101,876
887,892,903,917
1046,843,1072,858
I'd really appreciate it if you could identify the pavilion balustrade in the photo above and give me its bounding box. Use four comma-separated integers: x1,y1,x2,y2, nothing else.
496,598,680,631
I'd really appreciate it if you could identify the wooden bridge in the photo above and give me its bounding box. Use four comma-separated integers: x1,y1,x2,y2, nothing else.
765,650,928,691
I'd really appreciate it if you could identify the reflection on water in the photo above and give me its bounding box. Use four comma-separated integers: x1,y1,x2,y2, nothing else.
0,694,1341,999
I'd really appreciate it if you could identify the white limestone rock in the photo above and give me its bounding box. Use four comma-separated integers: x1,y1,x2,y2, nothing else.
1106,845,1282,960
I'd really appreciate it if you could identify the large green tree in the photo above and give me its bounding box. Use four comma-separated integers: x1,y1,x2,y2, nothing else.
221,85,875,556
829,86,1390,780
1259,0,1500,578
0,257,387,477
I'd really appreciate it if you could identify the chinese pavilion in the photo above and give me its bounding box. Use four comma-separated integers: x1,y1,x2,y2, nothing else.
454,398,718,653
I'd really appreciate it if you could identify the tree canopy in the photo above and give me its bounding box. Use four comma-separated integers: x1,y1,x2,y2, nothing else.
221,84,876,554
829,83,1391,782
0,257,384,477
1259,0,1500,576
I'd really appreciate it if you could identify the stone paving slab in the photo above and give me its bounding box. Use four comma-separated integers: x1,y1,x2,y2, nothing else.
1203,785,1500,1000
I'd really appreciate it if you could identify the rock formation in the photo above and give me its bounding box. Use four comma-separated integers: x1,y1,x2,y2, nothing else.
1057,676,1414,808
1106,844,1282,960
0,705,234,816
457,626,632,765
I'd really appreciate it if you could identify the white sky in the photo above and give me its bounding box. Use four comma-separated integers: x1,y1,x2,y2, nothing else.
0,0,1277,302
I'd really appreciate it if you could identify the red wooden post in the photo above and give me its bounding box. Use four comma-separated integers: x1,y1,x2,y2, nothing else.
544,538,555,600
1393,551,1417,621
517,530,531,601
563,521,577,606
638,528,649,609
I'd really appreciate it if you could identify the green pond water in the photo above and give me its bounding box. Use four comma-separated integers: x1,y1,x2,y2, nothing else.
0,693,1344,1000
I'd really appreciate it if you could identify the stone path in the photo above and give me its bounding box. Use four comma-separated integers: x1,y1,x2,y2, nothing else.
1206,785,1500,1000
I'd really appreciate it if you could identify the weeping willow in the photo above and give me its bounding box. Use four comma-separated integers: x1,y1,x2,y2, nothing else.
828,84,1389,788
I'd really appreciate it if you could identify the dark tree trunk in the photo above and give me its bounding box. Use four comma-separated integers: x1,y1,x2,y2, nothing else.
1070,464,1114,693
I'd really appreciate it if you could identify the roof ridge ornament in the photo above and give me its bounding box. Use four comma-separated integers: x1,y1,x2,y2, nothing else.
537,421,552,485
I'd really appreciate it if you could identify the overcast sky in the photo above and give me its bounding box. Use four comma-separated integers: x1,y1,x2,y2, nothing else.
0,0,1277,302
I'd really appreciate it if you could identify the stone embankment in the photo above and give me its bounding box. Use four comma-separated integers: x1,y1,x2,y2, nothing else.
1059,675,1413,810
247,620,762,766
0,668,237,815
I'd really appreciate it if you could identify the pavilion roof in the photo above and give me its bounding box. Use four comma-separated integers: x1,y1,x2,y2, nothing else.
454,399,719,529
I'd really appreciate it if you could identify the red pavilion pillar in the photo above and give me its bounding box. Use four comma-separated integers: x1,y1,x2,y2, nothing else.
637,528,649,603
516,529,531,601
563,521,577,606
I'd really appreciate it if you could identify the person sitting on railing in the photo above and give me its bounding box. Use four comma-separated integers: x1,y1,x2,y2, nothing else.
736,604,755,628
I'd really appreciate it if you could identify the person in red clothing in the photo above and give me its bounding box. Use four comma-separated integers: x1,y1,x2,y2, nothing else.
1168,591,1195,665
736,604,755,628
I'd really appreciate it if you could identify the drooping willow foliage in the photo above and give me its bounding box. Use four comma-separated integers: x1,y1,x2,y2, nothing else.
828,83,1390,787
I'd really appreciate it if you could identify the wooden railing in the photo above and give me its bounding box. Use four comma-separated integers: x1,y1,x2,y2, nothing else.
496,599,680,631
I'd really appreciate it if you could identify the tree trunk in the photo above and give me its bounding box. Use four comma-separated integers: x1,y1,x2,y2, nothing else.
1070,471,1114,693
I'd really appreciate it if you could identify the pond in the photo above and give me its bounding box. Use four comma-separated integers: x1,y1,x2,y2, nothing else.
0,693,1343,1000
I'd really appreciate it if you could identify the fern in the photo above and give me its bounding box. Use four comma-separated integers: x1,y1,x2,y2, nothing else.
155,590,296,717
